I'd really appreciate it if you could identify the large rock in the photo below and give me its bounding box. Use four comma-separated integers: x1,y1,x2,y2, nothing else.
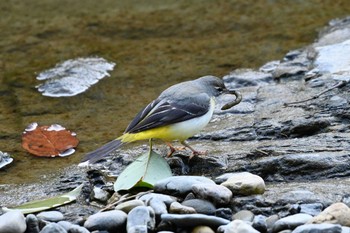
0,210,26,233
84,210,127,232
308,202,350,226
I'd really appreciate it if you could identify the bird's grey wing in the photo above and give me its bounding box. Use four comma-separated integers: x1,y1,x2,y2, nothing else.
125,94,211,134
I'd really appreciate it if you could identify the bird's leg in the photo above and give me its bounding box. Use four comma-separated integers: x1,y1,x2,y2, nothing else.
165,142,177,157
180,141,208,159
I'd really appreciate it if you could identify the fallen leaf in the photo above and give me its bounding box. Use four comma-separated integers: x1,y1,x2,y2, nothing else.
22,122,79,157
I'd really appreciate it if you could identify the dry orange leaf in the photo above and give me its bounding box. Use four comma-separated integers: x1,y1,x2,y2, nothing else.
22,123,79,157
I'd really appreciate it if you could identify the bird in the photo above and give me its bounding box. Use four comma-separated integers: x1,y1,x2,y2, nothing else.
81,75,238,164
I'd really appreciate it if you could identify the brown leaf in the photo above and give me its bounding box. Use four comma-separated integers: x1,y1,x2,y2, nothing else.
22,123,79,157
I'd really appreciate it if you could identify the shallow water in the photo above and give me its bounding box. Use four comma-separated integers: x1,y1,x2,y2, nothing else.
1,0,350,184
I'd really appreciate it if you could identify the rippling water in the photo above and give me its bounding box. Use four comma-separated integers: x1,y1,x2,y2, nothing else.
1,0,349,184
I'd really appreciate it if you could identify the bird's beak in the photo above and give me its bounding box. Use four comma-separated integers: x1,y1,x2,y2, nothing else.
221,89,242,110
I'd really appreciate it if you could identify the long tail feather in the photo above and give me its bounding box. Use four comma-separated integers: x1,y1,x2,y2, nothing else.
81,139,124,164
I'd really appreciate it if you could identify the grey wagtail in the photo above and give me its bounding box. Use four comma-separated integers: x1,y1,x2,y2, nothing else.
81,75,241,164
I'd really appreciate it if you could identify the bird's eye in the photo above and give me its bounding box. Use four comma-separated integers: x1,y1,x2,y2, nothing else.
215,86,224,92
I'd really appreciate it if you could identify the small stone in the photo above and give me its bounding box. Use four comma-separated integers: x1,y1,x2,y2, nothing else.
192,183,233,205
115,199,145,213
272,213,313,232
68,225,90,233
221,172,265,195
0,210,26,233
308,202,350,226
26,214,40,233
161,213,230,228
233,210,255,222
154,176,215,196
37,211,64,222
219,219,259,233
57,221,73,231
40,223,67,233
300,203,323,216
192,225,215,233
91,186,110,203
84,210,127,232
252,215,267,233
292,223,342,233
169,202,196,214
181,199,216,215
127,206,155,233
139,193,176,216
266,215,279,232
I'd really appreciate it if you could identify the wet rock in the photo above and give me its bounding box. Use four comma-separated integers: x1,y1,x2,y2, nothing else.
127,206,155,233
292,223,342,233
40,223,67,233
0,210,26,233
272,213,313,232
308,202,350,226
252,215,267,233
232,210,255,222
218,219,259,233
169,202,196,214
25,214,40,233
37,211,64,222
115,199,145,213
181,199,216,215
154,176,215,196
192,225,215,233
161,213,230,228
83,210,127,232
221,172,265,195
192,183,232,205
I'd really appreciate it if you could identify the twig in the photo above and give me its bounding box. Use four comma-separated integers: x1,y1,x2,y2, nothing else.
284,80,348,106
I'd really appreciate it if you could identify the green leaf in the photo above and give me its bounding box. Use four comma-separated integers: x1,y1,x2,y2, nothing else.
114,149,172,191
2,184,83,214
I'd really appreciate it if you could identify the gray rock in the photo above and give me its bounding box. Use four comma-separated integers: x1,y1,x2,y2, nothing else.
233,210,255,222
215,208,233,221
218,219,259,233
221,172,265,195
154,176,215,196
83,210,127,232
0,210,26,233
252,215,267,233
181,199,216,215
127,206,155,233
25,214,40,233
139,193,176,216
68,225,90,233
37,211,64,222
300,203,323,216
161,213,230,228
91,186,110,203
40,223,67,233
169,202,196,214
292,223,342,233
192,183,232,205
57,221,73,231
115,199,145,213
272,213,313,232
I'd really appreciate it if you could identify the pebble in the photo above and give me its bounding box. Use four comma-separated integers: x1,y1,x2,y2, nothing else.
218,219,260,233
169,202,196,214
115,199,145,213
161,213,230,228
232,210,255,222
192,225,215,233
83,210,127,232
26,214,40,233
192,183,233,205
299,203,323,216
139,193,177,216
292,223,342,233
154,176,215,196
68,225,90,233
220,172,265,195
127,206,155,233
308,202,350,226
181,199,216,215
272,213,313,232
40,222,67,233
91,186,110,203
37,211,64,222
0,210,27,233
252,215,267,233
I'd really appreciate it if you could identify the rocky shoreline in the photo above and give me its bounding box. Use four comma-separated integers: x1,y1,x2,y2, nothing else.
1,17,350,233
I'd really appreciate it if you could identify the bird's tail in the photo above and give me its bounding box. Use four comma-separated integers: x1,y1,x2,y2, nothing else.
80,139,124,164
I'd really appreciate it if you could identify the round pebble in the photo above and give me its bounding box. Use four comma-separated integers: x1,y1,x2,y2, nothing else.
115,199,145,213
26,214,40,233
0,210,26,233
37,211,64,222
169,202,196,214
192,225,215,233
219,219,260,233
40,222,67,233
292,223,342,233
272,213,313,232
84,210,127,232
161,213,230,228
127,206,155,233
221,172,265,195
192,183,233,205
181,199,216,215
233,210,255,222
